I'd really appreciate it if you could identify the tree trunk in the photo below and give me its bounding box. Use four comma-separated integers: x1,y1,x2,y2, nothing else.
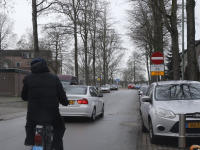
186,0,197,80
32,0,39,57
73,0,79,82
160,0,180,80
84,0,88,85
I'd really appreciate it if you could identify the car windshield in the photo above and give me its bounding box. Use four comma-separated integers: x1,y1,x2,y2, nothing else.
111,84,117,87
102,85,109,88
155,83,200,100
63,86,87,95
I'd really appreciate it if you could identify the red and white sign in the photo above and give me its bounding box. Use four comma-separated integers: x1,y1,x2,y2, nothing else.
151,52,164,64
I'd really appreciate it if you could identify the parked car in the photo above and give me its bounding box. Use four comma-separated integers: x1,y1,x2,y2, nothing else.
59,85,104,121
128,84,135,89
140,80,200,144
138,85,149,105
134,84,141,89
110,84,118,90
100,85,111,93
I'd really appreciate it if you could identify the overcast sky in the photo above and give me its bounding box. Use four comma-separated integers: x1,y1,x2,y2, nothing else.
9,0,200,63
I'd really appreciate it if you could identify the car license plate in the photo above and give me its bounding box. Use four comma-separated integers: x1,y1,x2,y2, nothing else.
69,100,75,105
186,122,200,128
33,146,43,150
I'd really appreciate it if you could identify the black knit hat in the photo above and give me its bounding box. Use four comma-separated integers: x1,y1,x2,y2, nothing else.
31,58,47,66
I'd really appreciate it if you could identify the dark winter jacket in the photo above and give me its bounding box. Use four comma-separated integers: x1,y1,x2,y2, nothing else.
21,61,69,123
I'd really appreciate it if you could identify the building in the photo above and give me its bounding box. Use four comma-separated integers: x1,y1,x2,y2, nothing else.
0,50,61,96
181,40,200,73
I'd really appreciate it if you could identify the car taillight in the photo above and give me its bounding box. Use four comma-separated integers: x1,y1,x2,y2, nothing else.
35,134,42,144
77,98,88,104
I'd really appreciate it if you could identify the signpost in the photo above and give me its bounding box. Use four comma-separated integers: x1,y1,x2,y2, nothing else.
151,52,164,77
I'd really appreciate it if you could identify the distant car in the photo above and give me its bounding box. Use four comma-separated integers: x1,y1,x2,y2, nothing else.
134,84,141,89
59,85,104,121
128,84,135,89
140,80,200,144
58,74,78,86
100,85,111,93
110,84,118,90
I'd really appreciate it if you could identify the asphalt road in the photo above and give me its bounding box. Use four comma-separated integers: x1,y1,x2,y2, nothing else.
0,89,198,150
0,89,141,150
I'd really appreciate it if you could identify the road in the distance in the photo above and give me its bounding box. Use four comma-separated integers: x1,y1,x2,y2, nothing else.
0,89,141,150
63,89,140,150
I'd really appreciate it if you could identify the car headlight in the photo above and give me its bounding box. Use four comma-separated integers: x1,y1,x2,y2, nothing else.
155,108,175,119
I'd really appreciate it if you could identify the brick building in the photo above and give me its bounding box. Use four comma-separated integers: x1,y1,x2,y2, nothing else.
0,50,61,96
0,69,30,96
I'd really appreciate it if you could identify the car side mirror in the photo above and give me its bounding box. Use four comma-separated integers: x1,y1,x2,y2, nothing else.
139,91,143,95
98,93,103,97
142,96,151,102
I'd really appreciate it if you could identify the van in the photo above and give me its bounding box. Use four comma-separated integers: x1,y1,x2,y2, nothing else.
57,75,78,86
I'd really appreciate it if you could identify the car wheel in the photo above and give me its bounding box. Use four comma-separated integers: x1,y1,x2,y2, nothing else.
90,107,96,121
140,114,147,132
149,119,160,144
100,105,104,117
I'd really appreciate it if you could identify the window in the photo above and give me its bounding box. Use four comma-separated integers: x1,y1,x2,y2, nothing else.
2,62,8,68
90,87,98,97
27,62,30,65
16,62,20,67
23,52,34,59
31,53,34,58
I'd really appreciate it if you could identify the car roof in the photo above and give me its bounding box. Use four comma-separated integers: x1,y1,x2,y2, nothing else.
153,80,200,85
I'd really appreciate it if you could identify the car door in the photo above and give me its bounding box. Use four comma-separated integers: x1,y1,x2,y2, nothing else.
89,87,101,114
142,84,154,128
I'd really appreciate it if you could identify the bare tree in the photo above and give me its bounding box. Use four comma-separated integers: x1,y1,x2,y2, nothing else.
159,0,180,80
31,0,58,57
186,0,197,80
41,23,71,74
0,13,16,67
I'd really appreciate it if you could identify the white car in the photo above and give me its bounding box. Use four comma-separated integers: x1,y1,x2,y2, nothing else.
59,85,104,121
100,85,111,93
140,80,200,144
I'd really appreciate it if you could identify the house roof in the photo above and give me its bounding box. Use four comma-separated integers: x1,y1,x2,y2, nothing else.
0,50,52,56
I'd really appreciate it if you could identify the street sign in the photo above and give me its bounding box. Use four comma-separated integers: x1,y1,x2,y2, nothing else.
151,64,164,76
116,79,120,82
151,64,164,71
151,52,164,64
151,71,164,76
97,79,100,81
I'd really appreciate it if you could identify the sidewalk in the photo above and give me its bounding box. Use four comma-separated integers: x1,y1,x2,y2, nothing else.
0,96,27,120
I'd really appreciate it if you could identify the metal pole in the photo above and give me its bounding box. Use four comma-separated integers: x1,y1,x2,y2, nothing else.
182,0,185,80
179,114,186,149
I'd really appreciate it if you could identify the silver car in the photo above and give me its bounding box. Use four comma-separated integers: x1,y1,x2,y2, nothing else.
100,85,110,93
59,85,104,121
140,80,200,144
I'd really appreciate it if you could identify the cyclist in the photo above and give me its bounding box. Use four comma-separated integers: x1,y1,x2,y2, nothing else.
21,58,69,150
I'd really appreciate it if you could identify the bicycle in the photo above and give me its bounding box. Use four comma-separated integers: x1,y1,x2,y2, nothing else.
33,123,53,150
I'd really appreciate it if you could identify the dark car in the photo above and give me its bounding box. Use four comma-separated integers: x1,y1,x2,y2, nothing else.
110,84,118,90
57,75,78,86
